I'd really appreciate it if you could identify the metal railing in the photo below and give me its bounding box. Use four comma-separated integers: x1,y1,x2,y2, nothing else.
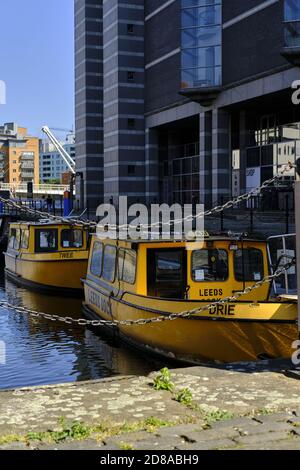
0,183,72,195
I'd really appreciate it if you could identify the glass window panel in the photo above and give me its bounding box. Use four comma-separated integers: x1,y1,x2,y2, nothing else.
192,174,199,191
192,249,228,282
118,249,136,285
21,230,29,249
90,241,103,277
182,0,220,7
261,166,274,183
182,5,221,27
284,22,300,47
173,176,182,191
181,69,195,88
193,66,221,87
246,147,260,167
182,27,221,48
192,156,199,172
183,158,192,174
285,0,300,21
182,46,221,69
183,175,192,189
194,26,221,47
197,5,221,26
61,229,83,248
234,249,264,282
261,145,274,166
182,9,197,28
156,251,182,281
103,245,117,282
173,159,182,175
8,229,16,250
35,229,58,253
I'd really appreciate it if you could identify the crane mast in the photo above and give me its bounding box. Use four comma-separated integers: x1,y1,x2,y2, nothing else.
42,126,76,175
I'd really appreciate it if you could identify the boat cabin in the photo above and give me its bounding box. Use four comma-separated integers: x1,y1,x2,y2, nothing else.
86,235,271,302
6,221,89,256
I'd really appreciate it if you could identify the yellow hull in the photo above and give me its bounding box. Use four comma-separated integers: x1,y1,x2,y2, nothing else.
84,281,298,364
5,252,88,290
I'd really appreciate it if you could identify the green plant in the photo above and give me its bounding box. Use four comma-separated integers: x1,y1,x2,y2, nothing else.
26,418,92,443
175,388,193,406
203,410,234,425
119,442,134,450
153,368,174,392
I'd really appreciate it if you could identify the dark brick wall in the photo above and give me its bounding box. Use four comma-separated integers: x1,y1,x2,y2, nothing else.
223,0,270,23
145,1,180,64
223,1,286,85
145,0,182,113
145,54,183,114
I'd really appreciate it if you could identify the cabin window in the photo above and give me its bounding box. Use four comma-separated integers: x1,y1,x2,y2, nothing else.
234,249,264,282
118,249,136,284
61,229,83,248
192,249,228,282
155,251,182,281
147,249,187,299
103,245,117,282
90,241,103,277
35,229,58,253
21,230,29,249
8,229,17,250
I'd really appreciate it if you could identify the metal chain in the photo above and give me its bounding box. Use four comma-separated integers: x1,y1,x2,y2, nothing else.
0,163,294,230
1,260,295,327
0,197,97,228
106,163,294,230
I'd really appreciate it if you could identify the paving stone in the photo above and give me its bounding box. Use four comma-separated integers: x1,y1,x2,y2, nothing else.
38,439,104,450
235,431,293,446
175,438,238,451
241,421,294,435
240,439,300,450
0,442,28,451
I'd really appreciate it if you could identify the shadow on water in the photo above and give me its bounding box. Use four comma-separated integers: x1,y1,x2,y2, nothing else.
0,267,166,390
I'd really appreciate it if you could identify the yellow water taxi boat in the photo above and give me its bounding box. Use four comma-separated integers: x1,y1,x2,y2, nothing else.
83,234,298,364
4,221,90,294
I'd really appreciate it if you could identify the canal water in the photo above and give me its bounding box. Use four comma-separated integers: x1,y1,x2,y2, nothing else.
0,266,164,390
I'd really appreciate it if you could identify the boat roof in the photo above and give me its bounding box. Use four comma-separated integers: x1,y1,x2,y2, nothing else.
9,219,87,228
92,232,267,244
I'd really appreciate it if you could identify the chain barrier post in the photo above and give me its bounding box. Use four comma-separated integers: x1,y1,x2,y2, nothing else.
0,190,9,215
63,190,72,217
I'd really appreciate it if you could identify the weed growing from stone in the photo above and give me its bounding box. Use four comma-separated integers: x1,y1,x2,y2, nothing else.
153,368,174,392
175,388,193,406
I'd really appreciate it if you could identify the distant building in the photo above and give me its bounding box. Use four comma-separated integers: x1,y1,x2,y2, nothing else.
0,122,39,186
39,134,75,183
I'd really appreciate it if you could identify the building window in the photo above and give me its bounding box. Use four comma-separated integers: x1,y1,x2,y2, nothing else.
181,0,222,88
284,0,300,47
127,23,134,34
127,71,135,82
128,118,136,128
128,165,136,175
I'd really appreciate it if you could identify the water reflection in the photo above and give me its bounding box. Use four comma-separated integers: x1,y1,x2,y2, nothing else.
0,273,162,390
